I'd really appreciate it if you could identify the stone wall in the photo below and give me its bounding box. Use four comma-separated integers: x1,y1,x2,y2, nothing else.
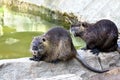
22,0,120,31
0,0,78,31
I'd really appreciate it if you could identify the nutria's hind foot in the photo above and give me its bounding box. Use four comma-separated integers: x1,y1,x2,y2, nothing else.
50,59,61,64
91,48,100,56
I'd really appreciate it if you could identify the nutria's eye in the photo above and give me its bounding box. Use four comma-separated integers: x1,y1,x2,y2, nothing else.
42,38,46,42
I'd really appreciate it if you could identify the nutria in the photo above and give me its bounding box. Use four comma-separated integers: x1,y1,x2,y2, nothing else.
70,19,120,55
29,27,108,73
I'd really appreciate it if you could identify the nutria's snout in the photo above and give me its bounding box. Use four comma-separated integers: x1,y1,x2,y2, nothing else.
30,49,38,56
32,46,38,50
30,46,44,56
29,46,38,55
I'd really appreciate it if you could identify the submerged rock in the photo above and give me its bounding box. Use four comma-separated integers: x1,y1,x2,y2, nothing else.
0,50,120,80
5,38,19,45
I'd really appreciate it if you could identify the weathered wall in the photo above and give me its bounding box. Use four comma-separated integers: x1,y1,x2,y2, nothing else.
23,0,120,30
1,0,120,30
0,0,78,33
43,0,120,25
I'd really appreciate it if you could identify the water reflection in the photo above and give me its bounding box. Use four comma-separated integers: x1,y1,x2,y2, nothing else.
0,7,85,59
3,8,58,33
0,9,59,59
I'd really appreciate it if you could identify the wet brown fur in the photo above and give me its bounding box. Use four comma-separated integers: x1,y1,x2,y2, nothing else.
30,27,76,62
70,19,120,53
30,27,109,73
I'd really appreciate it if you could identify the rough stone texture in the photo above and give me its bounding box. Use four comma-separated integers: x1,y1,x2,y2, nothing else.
89,67,120,80
0,50,120,80
21,0,120,30
23,74,82,80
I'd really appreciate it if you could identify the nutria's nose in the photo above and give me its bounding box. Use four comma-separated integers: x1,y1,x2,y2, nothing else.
32,46,38,50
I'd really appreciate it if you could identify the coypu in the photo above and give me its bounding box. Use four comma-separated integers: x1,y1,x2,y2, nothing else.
70,19,120,55
29,27,108,73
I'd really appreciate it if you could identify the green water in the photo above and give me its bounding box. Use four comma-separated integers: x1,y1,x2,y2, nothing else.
0,31,85,59
0,7,85,59
0,32,43,59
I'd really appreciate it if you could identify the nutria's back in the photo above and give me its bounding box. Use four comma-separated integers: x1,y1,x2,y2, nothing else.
30,27,109,73
70,19,119,52
30,27,76,62
88,19,118,39
45,27,72,45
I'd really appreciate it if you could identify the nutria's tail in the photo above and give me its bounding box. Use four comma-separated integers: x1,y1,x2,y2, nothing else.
75,53,109,73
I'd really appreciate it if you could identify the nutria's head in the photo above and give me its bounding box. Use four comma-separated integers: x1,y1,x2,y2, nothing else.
70,22,88,37
30,35,48,57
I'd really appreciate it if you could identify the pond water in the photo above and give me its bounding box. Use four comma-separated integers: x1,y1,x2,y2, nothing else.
0,28,85,59
0,8,85,59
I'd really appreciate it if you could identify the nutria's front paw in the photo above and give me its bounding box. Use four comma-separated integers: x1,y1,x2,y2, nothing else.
90,49,100,55
29,57,41,61
29,57,35,60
